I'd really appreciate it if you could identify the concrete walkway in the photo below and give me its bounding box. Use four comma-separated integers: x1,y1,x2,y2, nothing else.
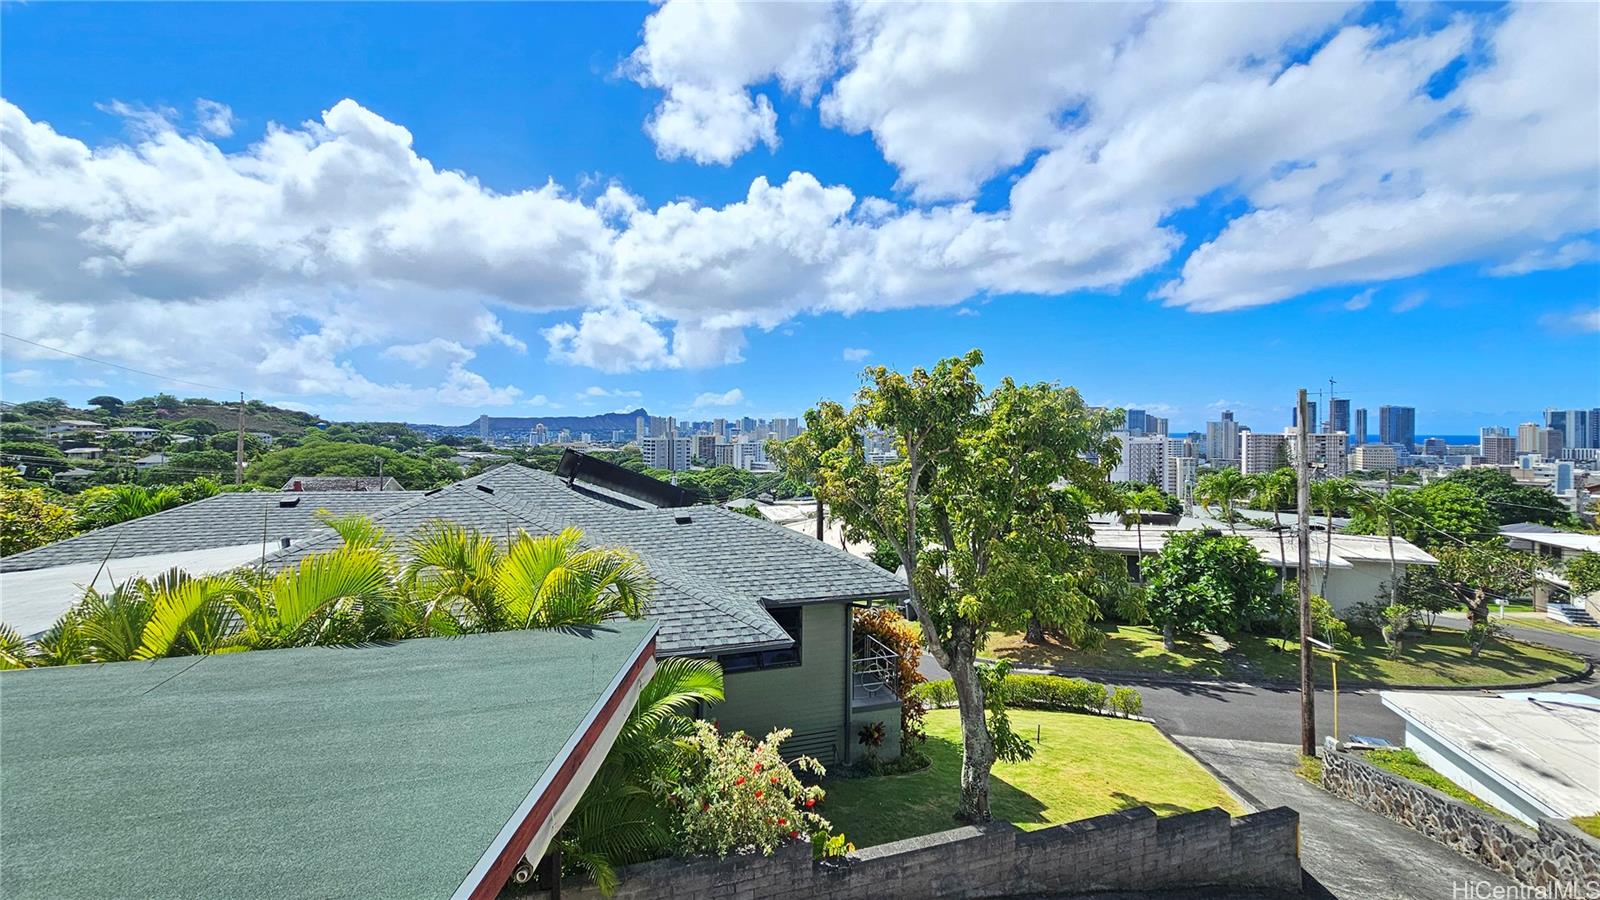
1175,737,1519,900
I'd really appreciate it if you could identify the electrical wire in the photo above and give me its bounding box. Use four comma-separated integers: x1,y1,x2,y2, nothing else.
0,332,241,395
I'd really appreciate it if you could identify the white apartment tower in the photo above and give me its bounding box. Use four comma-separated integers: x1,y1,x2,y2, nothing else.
1240,431,1288,475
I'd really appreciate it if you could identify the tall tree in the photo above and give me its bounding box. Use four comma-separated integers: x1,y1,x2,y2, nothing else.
1249,468,1297,592
1143,530,1275,650
1410,542,1532,657
1309,478,1358,596
774,351,1120,823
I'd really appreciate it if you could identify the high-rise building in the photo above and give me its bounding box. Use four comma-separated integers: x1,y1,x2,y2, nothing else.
1422,437,1447,456
1516,422,1542,454
1292,402,1318,432
635,416,647,442
1110,432,1169,487
1325,398,1351,436
1240,431,1288,475
1378,406,1416,450
1285,428,1349,478
1540,427,1565,460
1353,444,1397,472
695,434,720,462
1124,409,1148,436
640,436,692,471
1545,409,1593,451
1481,434,1516,465
1205,411,1240,463
1354,408,1368,446
1146,415,1169,437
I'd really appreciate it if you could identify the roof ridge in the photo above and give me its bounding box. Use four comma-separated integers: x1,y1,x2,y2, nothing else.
698,503,907,585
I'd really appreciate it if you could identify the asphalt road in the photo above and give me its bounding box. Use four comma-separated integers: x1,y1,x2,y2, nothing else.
1435,611,1600,660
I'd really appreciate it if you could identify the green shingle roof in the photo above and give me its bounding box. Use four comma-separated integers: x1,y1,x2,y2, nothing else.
0,622,657,900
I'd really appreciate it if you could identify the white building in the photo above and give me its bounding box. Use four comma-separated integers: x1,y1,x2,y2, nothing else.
107,426,161,442
1481,434,1516,466
1352,444,1397,472
1170,455,1199,504
1285,429,1349,479
1205,413,1240,464
1110,432,1168,487
640,436,692,472
1240,431,1288,475
45,420,105,439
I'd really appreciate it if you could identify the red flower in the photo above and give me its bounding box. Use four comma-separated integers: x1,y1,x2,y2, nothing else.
777,817,787,826
788,831,801,840
770,775,779,785
804,798,816,808
754,790,764,799
753,763,763,773
734,776,746,786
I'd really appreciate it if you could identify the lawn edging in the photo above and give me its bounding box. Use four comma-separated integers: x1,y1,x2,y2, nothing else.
1319,748,1600,892
989,650,1593,692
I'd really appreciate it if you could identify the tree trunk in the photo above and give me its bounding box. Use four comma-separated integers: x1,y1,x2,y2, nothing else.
1024,614,1045,644
1320,509,1334,597
1466,588,1488,658
1161,620,1176,652
947,639,997,824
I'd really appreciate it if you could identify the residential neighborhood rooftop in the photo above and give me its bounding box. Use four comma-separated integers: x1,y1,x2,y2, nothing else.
0,621,660,900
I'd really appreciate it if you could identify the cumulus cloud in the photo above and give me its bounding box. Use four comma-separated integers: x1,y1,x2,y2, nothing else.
841,347,870,362
580,385,644,399
690,387,745,409
194,99,235,137
3,2,1597,402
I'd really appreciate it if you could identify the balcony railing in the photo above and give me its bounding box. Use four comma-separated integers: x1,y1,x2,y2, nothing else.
851,632,900,708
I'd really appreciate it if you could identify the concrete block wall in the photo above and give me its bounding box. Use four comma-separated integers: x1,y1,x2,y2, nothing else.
528,805,1301,899
1322,749,1600,895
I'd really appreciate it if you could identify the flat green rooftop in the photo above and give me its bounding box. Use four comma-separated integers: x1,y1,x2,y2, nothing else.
0,621,657,900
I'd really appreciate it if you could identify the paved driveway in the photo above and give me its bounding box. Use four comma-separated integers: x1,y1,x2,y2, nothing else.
1175,737,1519,900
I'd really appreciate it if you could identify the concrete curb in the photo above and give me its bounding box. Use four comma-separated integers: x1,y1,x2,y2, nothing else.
994,655,1594,693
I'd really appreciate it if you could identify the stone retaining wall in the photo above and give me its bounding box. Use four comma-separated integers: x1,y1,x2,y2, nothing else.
1321,749,1600,896
531,806,1301,899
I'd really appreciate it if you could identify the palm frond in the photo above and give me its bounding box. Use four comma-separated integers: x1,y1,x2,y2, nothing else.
0,622,31,669
76,580,155,663
133,572,233,660
316,511,392,553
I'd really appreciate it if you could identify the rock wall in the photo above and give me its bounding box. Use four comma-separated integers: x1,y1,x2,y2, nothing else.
528,805,1301,899
1321,749,1600,896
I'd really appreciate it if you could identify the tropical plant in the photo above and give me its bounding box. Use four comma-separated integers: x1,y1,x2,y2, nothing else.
1407,542,1532,657
1119,482,1166,562
1195,468,1250,533
1563,551,1600,597
75,481,215,530
853,606,927,750
669,723,830,858
1309,478,1358,596
1249,468,1297,591
1144,530,1276,650
772,350,1121,824
404,524,649,632
1413,481,1494,547
558,658,726,894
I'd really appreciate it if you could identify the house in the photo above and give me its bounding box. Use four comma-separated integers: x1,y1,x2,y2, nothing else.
0,621,659,899
43,419,104,439
106,425,160,442
1500,524,1600,620
1089,517,1438,613
282,475,405,492
0,459,910,765
62,446,104,461
51,468,95,484
132,452,170,469
1380,691,1599,827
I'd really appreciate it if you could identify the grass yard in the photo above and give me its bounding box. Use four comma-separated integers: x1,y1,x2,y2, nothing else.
986,624,1585,687
1492,613,1600,639
820,708,1242,848
1572,815,1600,839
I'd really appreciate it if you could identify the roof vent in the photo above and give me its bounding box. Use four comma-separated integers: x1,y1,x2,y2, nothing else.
425,487,444,496
279,537,292,549
278,497,301,508
674,514,693,525
476,484,495,495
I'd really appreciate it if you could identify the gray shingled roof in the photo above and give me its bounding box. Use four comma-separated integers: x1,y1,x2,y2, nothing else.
281,475,405,492
0,492,421,573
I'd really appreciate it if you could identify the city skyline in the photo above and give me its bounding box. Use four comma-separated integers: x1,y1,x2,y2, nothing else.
2,3,1597,430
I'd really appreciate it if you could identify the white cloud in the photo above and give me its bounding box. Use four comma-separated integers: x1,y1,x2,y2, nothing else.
1344,288,1376,311
1539,305,1600,334
382,338,475,367
1488,240,1600,276
841,347,871,362
194,99,235,137
526,394,553,407
1393,291,1427,313
690,387,745,409
580,385,644,399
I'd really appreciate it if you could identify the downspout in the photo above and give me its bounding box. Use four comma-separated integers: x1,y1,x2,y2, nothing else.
843,602,853,766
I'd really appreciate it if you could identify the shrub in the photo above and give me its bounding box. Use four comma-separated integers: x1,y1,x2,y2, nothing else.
1007,674,1108,712
1108,686,1143,718
669,723,833,858
853,607,927,749
910,678,957,709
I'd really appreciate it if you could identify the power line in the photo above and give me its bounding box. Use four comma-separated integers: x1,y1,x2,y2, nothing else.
0,332,240,395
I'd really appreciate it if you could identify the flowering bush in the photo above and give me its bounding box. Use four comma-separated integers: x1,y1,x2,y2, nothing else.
670,722,833,857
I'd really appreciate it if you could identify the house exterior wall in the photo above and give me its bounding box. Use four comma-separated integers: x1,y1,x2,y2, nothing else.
849,701,902,765
714,602,851,766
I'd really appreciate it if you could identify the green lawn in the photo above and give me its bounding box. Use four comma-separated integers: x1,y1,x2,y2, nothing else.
1491,612,1600,639
986,624,1585,687
1572,815,1600,839
820,708,1242,848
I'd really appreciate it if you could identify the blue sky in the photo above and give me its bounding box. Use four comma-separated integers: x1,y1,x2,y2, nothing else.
1,1,1596,432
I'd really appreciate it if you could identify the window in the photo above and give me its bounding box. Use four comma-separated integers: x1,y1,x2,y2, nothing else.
718,606,803,672
1125,555,1142,583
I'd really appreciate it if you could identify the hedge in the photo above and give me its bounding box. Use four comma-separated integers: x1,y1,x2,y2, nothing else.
910,674,1143,718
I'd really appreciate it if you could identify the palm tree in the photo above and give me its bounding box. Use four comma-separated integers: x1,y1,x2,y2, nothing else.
223,544,397,650
1250,468,1297,592
1195,468,1249,533
1310,478,1357,597
1122,484,1166,564
558,658,726,893
405,524,650,633
0,623,30,669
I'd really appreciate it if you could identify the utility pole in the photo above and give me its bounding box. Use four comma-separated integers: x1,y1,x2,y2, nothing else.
235,392,246,487
1296,388,1316,756
815,495,824,541
376,456,385,492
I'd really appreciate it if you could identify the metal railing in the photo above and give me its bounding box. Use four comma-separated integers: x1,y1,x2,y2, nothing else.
851,632,900,706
